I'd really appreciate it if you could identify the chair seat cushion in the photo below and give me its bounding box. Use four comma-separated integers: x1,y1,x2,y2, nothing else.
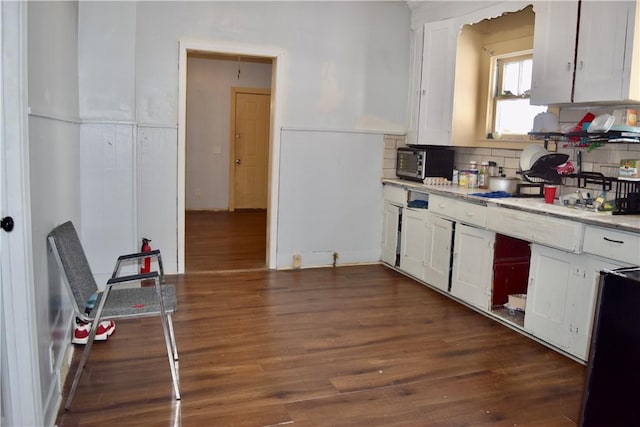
93,285,177,319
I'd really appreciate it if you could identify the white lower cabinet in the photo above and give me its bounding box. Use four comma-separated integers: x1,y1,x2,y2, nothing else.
400,208,429,280
575,255,631,360
424,214,453,292
450,224,495,311
381,202,402,266
524,245,626,361
525,245,575,351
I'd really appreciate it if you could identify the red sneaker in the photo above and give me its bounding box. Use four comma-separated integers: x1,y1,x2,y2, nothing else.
72,320,116,344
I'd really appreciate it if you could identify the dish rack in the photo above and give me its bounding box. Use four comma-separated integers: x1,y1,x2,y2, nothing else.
614,179,640,215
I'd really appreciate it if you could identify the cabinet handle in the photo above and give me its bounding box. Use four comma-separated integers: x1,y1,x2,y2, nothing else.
603,237,624,244
578,61,584,71
465,211,473,217
567,62,572,71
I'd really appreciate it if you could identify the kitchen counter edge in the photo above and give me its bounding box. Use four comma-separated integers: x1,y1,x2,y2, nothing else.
382,178,640,233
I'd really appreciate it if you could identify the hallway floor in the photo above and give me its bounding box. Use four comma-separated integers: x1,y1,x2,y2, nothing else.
185,209,267,272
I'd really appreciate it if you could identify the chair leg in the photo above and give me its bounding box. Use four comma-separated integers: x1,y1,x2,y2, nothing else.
168,314,178,361
160,311,181,400
64,318,100,410
155,278,180,400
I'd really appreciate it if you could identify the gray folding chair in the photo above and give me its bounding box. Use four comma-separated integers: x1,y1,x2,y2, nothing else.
48,221,180,410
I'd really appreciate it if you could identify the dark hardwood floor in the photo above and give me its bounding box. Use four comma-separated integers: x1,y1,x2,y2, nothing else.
185,210,267,272
56,213,586,426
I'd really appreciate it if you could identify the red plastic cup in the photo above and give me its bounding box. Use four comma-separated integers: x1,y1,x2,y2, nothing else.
544,185,557,204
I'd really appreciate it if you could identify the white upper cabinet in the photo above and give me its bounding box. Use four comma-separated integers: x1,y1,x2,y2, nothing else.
406,25,424,146
408,19,457,146
574,1,637,103
532,0,640,105
530,1,578,105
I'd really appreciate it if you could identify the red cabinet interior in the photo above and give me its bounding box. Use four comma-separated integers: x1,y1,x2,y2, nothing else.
492,234,531,309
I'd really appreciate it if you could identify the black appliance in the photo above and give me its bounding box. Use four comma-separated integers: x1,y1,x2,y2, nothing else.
579,266,640,427
396,146,454,182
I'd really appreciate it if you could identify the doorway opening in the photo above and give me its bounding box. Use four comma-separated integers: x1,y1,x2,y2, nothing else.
183,52,271,273
178,40,285,273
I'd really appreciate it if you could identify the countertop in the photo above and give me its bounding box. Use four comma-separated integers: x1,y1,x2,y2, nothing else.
382,178,640,233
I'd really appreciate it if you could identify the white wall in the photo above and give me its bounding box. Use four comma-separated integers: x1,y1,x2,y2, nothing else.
27,1,80,424
278,130,384,268
186,56,272,210
77,1,410,274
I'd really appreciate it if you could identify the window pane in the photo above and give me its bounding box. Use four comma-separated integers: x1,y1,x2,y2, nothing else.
520,59,532,94
502,61,521,95
495,99,547,134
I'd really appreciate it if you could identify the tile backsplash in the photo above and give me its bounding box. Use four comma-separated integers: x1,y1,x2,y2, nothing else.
382,134,406,179
455,144,640,199
383,133,640,202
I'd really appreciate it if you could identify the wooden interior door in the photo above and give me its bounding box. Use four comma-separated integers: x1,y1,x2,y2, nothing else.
231,89,270,210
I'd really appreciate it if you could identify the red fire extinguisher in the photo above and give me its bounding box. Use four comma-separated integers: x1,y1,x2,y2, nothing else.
140,238,151,274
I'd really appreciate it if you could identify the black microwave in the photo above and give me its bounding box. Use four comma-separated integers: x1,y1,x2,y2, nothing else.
396,146,455,182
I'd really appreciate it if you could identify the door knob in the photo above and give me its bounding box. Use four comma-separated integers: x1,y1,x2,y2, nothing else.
235,159,241,165
1,216,14,232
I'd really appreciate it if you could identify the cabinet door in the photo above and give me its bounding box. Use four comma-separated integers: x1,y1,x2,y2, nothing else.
574,1,632,102
525,245,577,351
417,19,456,146
571,256,630,361
424,214,453,292
530,1,578,105
400,208,428,280
450,224,495,310
406,25,424,146
381,203,401,266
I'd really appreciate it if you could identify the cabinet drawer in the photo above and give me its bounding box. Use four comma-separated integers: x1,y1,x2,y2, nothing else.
487,206,533,241
383,185,405,206
532,214,584,253
428,194,455,216
487,206,583,252
583,226,640,265
429,194,486,227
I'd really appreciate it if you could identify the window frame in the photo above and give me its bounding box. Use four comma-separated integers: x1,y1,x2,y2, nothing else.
488,49,540,138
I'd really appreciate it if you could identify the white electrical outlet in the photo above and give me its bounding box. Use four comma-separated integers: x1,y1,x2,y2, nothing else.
292,254,301,269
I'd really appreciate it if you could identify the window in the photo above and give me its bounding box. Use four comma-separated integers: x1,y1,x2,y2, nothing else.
490,52,546,136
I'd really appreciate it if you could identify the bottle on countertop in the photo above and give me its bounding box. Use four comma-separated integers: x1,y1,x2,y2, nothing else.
452,168,459,185
468,161,479,189
459,170,468,187
479,161,489,189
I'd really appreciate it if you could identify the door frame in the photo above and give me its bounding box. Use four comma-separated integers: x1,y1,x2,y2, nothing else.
228,87,271,212
0,1,44,425
178,39,286,272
